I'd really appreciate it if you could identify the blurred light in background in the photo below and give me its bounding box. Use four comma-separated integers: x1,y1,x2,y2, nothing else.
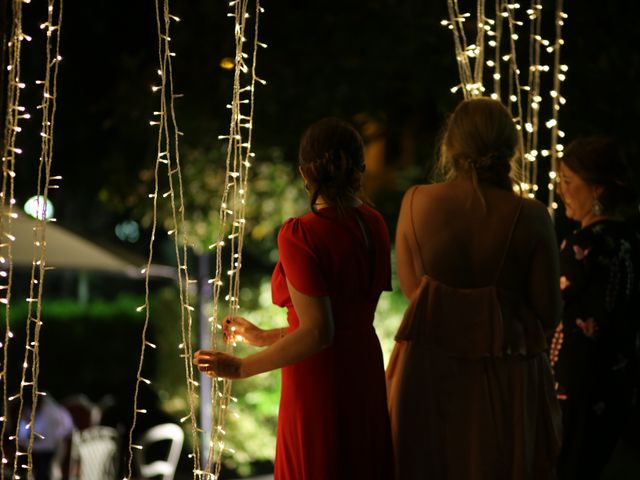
24,195,55,220
115,220,140,243
219,57,234,70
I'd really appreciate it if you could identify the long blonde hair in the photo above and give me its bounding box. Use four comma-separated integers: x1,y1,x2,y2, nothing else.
436,97,522,197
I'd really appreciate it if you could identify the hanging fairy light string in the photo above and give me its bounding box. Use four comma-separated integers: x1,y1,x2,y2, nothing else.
472,0,487,88
444,0,480,97
489,0,504,99
124,0,202,479
546,0,567,213
6,1,63,479
522,1,543,195
203,0,265,477
192,0,266,479
503,3,525,134
0,0,27,472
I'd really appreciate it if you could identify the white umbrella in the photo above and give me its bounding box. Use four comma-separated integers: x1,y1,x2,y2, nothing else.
9,214,175,279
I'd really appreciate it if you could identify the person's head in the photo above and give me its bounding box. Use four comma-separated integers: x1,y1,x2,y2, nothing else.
298,117,366,213
558,136,636,224
438,97,520,192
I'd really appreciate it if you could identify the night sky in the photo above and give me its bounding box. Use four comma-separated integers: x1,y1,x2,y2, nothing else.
3,0,640,257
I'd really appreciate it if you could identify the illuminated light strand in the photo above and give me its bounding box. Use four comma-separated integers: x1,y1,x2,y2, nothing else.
0,0,27,470
6,1,64,478
124,0,201,478
503,2,525,136
547,0,566,212
490,0,505,99
523,0,544,194
156,1,202,473
472,0,487,88
445,0,476,98
204,1,264,476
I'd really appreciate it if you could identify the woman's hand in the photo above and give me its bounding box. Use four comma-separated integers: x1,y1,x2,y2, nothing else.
193,350,244,379
576,317,598,338
223,316,265,346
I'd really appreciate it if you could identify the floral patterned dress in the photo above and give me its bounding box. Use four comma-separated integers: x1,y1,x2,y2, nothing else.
554,219,640,478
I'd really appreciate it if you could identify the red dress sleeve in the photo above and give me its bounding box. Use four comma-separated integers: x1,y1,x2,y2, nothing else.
277,218,330,297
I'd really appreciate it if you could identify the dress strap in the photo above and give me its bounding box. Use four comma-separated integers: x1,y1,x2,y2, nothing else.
409,185,428,275
492,196,524,284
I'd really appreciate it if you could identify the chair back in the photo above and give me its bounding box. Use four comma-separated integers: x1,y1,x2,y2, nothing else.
134,423,184,480
69,426,119,480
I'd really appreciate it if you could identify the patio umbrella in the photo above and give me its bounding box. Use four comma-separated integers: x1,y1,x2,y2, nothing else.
10,214,175,279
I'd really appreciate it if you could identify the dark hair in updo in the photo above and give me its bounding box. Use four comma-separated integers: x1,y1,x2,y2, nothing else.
298,117,366,213
437,97,520,192
561,136,637,213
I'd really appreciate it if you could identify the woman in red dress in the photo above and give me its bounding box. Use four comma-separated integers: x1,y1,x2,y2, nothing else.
195,118,394,479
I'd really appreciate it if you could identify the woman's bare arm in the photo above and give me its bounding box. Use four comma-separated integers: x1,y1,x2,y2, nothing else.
195,279,334,379
527,202,562,335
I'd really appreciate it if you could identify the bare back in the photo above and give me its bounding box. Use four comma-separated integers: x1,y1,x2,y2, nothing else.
395,178,561,333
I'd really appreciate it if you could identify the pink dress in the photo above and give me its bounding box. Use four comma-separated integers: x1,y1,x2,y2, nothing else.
387,197,562,479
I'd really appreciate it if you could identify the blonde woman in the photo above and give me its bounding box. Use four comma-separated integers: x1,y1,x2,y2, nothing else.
387,98,562,479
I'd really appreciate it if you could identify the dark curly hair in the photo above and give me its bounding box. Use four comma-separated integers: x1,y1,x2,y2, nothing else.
561,136,636,213
298,117,366,213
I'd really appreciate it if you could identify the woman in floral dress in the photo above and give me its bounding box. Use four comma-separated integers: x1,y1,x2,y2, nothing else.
554,136,640,479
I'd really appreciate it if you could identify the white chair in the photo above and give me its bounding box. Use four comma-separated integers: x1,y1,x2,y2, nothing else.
134,423,184,480
69,426,119,480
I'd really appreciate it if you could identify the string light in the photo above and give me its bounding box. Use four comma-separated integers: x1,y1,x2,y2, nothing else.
0,1,64,478
204,1,264,476
0,0,28,465
125,0,203,477
547,0,566,211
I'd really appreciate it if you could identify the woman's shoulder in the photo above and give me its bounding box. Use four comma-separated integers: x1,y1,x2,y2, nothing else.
519,196,551,219
358,203,386,222
399,183,450,213
277,208,341,239
515,196,554,228
277,216,308,242
506,197,556,248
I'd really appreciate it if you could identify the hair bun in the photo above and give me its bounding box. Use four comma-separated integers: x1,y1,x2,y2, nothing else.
299,118,366,213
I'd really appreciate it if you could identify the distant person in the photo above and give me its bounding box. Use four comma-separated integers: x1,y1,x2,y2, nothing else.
387,97,562,479
18,393,74,480
194,118,394,479
553,136,640,479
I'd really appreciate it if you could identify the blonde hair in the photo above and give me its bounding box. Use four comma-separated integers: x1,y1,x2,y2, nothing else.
436,97,522,196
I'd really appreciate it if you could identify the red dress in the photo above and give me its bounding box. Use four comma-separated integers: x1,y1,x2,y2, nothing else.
271,204,394,480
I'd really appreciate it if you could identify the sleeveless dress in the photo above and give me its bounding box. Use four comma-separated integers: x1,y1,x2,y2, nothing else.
271,204,394,480
387,193,562,480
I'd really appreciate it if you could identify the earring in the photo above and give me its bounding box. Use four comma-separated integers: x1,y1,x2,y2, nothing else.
592,198,604,216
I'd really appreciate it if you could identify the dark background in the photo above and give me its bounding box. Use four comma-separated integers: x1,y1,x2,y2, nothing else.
2,0,639,252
